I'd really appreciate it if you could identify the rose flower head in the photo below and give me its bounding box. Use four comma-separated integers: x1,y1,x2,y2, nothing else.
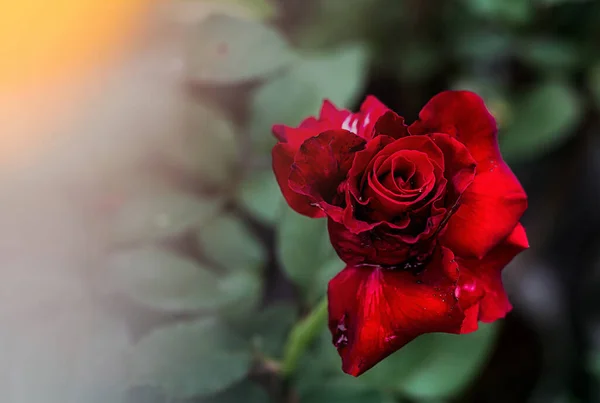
272,91,528,376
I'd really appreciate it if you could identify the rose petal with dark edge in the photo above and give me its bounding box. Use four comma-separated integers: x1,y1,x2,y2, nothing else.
327,247,464,376
348,135,395,205
289,130,366,222
443,160,527,259
272,124,329,148
373,110,409,139
429,133,476,204
272,143,326,218
409,90,499,165
328,218,439,267
456,223,529,328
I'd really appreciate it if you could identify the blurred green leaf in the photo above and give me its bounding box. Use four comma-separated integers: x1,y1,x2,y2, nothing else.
588,63,600,109
294,330,347,398
249,44,368,151
308,255,344,305
106,247,226,312
173,0,276,23
202,380,272,403
396,44,442,82
109,181,223,245
358,325,498,399
535,0,588,5
196,0,276,21
197,213,267,274
276,206,338,291
248,302,298,358
164,102,239,188
501,80,582,161
129,318,252,399
236,170,284,225
455,31,513,61
465,0,532,24
217,271,264,319
300,381,386,403
361,333,439,390
187,14,296,83
516,38,581,72
400,324,498,400
292,0,374,49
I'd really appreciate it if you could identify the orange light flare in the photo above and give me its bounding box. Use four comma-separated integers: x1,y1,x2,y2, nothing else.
0,0,155,171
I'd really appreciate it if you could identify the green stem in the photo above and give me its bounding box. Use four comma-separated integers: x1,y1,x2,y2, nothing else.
281,297,328,376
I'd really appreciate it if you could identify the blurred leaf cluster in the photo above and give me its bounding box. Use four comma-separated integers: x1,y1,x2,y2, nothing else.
10,0,600,402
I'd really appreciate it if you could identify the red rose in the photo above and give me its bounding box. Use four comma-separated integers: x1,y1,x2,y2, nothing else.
272,91,528,376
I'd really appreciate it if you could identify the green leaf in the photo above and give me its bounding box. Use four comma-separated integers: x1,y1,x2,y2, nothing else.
190,0,277,22
291,0,374,49
171,0,276,24
197,213,267,274
105,247,226,312
276,205,337,290
129,318,252,399
501,81,582,161
236,170,284,225
187,14,296,83
361,332,439,390
109,181,223,245
516,38,581,72
465,0,532,24
247,302,298,358
202,380,272,403
360,325,499,399
398,324,497,400
163,102,239,188
294,330,346,398
396,44,442,82
307,255,344,305
300,382,385,403
249,44,368,151
217,271,264,319
455,31,513,61
588,63,600,109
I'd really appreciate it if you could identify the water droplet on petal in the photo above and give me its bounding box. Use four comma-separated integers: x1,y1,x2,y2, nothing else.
333,315,349,348
384,335,397,343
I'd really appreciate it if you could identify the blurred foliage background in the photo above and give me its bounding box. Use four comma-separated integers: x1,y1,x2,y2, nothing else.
4,0,600,402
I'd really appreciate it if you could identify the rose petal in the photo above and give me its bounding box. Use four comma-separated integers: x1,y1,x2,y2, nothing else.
409,91,499,165
289,130,366,221
329,218,438,267
373,111,409,139
320,96,391,139
429,133,476,202
272,143,326,218
327,247,464,376
376,135,445,171
457,223,528,326
348,135,395,205
380,154,417,194
272,126,323,149
460,304,481,334
443,160,527,258
365,151,437,220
